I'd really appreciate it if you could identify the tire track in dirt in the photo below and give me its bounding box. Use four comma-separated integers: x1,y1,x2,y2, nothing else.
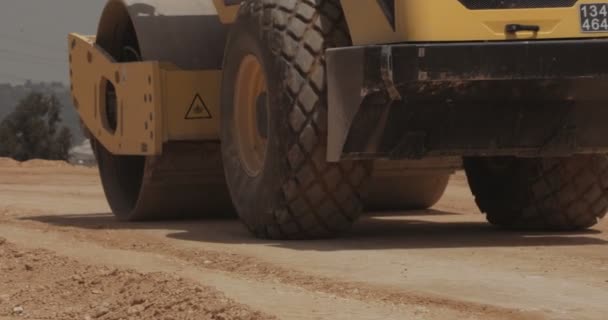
0,237,273,320
0,217,543,320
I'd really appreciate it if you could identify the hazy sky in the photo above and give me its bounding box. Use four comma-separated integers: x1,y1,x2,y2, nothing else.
0,1,105,84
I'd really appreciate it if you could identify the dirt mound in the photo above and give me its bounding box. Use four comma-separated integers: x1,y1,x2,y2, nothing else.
20,159,73,168
0,158,76,169
0,238,272,320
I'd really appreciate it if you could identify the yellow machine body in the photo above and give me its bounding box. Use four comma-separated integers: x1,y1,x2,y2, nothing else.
341,0,608,45
214,0,608,43
70,0,608,157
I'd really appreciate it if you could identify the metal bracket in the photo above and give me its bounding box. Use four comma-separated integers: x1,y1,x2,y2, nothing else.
69,33,221,156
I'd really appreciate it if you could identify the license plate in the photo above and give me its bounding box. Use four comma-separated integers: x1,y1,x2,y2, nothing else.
580,3,608,32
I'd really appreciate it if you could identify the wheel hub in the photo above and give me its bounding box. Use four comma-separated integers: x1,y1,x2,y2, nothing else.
256,92,269,139
234,55,269,177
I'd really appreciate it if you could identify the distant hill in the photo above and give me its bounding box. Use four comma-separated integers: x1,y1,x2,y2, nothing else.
0,81,85,144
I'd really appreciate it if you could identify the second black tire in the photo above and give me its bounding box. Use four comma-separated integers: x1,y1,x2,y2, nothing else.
464,155,608,230
220,0,371,239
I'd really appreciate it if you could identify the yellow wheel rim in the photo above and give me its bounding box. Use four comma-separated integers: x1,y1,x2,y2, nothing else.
234,54,269,177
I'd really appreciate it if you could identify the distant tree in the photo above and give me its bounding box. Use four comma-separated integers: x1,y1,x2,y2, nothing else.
0,92,73,161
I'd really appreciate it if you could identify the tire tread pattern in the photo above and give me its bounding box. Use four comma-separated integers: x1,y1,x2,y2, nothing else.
239,0,371,239
464,155,608,230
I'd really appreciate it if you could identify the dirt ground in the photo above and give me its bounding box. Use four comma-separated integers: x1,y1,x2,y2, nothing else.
0,159,606,320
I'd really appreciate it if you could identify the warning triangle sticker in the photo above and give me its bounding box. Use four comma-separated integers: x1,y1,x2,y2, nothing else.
185,94,212,120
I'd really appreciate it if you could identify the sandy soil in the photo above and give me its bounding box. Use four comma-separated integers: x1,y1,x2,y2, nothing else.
0,159,606,319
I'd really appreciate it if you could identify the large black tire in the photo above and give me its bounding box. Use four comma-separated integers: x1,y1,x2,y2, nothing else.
464,156,608,230
366,174,450,211
220,0,371,239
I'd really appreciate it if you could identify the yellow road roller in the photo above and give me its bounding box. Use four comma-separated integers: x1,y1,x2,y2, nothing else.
69,0,608,239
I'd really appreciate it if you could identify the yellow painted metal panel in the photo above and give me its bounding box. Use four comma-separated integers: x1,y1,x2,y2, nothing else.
69,33,221,156
213,0,239,24
69,33,162,155
341,0,608,45
162,69,222,141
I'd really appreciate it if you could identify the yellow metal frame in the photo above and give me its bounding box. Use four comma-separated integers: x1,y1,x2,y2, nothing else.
340,0,608,45
69,33,221,156
213,0,239,24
